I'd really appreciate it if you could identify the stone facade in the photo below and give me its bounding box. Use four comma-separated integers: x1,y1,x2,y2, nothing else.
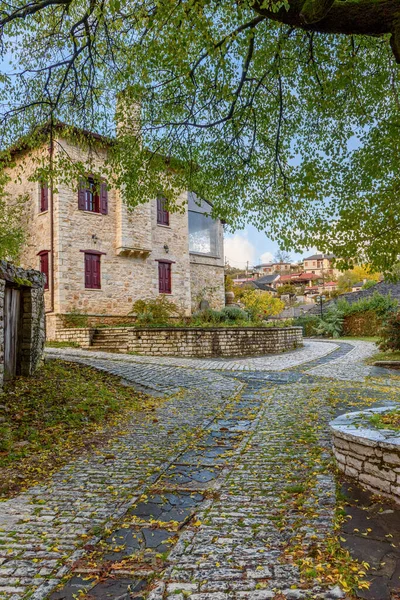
0,261,45,389
5,134,225,339
331,408,400,504
54,325,303,357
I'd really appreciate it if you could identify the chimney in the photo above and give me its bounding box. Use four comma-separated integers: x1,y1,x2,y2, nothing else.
115,88,141,139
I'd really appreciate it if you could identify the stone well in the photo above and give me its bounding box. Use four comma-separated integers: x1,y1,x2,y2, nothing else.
331,406,400,504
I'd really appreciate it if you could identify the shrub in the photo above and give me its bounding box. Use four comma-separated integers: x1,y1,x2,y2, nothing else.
336,292,397,319
263,318,294,328
62,309,89,328
131,296,182,326
316,305,344,338
220,306,249,322
240,290,284,321
191,308,225,325
294,314,320,336
379,312,400,351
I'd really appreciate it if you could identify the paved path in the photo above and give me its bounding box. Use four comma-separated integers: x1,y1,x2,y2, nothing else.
0,340,398,600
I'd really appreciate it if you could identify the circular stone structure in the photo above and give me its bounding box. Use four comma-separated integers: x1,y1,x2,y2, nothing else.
330,406,400,503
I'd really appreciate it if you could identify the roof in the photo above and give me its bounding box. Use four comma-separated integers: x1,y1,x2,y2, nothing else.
296,273,320,281
352,282,364,288
304,253,335,261
253,282,276,293
2,120,110,161
256,274,280,284
324,281,338,286
278,274,299,282
254,262,292,268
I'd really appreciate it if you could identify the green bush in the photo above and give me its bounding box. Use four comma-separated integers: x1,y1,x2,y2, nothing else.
263,318,294,327
191,308,225,326
316,305,344,338
62,309,89,328
294,314,320,336
221,306,249,322
379,312,400,351
336,292,397,319
131,296,182,326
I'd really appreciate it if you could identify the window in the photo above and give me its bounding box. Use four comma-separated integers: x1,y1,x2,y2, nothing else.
158,261,171,294
84,252,101,289
157,196,169,226
40,184,49,212
189,211,218,255
78,178,108,214
38,251,49,289
188,193,219,256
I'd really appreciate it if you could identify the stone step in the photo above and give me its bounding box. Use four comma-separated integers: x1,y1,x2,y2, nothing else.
89,346,128,353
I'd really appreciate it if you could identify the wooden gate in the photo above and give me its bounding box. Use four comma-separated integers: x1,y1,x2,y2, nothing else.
4,286,21,380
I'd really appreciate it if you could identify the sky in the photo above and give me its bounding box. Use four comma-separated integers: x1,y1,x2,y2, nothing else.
224,226,315,270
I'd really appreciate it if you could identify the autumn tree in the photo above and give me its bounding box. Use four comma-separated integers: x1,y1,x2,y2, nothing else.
337,265,381,293
0,0,399,272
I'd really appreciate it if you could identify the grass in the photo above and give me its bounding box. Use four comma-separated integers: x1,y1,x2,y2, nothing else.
369,409,400,431
365,349,400,364
0,360,157,499
337,336,380,343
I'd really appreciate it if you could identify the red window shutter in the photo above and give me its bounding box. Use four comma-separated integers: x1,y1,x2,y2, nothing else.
78,180,86,210
157,197,163,224
100,182,108,215
39,252,49,289
157,197,169,225
158,261,171,294
84,253,101,289
40,184,49,212
92,255,101,288
85,253,92,288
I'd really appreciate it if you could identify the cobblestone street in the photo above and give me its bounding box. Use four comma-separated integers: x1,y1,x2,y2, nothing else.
1,340,399,600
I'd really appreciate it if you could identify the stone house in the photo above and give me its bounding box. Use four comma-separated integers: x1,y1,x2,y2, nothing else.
303,254,340,279
4,127,225,338
254,262,297,275
0,261,45,388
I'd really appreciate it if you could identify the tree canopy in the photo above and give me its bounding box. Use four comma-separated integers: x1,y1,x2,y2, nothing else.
0,0,399,272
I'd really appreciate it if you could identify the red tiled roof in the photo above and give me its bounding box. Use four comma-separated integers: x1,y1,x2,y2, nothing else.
294,273,319,282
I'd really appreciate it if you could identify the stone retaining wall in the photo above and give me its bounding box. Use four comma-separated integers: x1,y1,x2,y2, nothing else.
54,326,303,357
54,328,94,348
331,408,400,504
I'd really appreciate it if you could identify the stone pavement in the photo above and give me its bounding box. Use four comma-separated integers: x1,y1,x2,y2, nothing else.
0,339,398,600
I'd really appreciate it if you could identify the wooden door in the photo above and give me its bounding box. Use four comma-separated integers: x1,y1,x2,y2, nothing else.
4,287,21,380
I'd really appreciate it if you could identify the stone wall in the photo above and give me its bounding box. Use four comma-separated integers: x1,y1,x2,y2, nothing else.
54,327,94,348
189,259,225,311
0,261,45,388
54,326,303,357
331,408,400,504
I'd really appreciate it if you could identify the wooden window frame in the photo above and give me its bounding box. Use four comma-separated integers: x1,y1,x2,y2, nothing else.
78,178,108,215
157,260,173,294
38,250,50,290
81,251,105,289
40,183,49,213
156,196,170,226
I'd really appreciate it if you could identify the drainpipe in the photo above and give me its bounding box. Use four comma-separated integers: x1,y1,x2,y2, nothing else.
46,120,55,314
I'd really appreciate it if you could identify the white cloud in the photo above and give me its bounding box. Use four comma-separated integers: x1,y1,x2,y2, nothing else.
260,251,274,264
224,231,256,269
